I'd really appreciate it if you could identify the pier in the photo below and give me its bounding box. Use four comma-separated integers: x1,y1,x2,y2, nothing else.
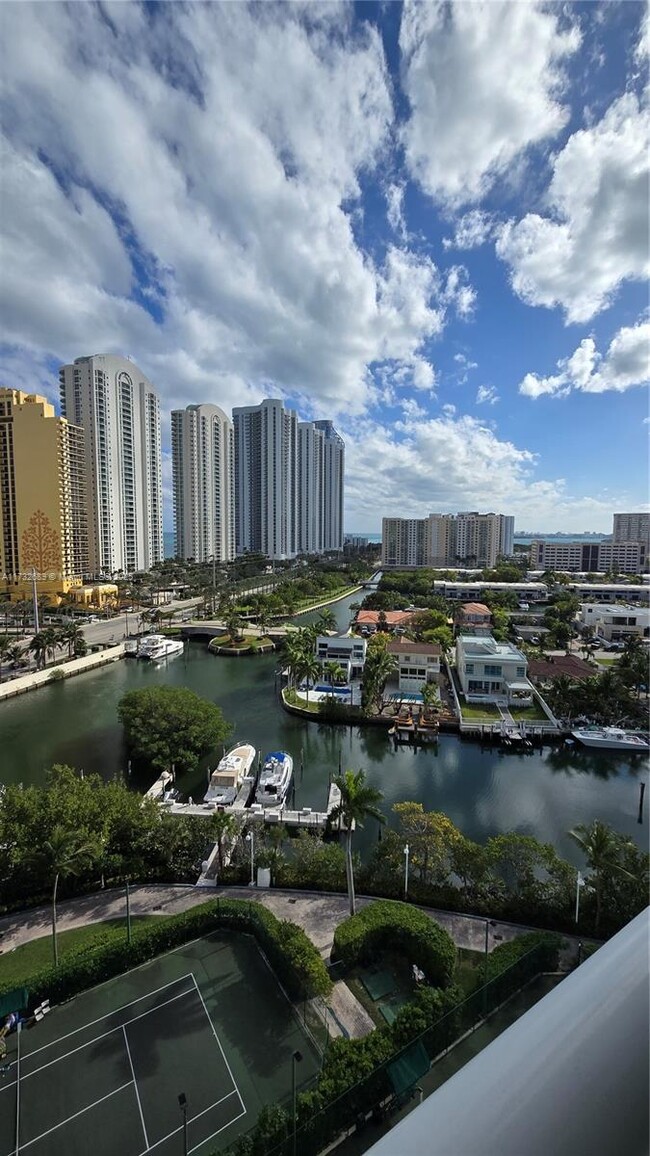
161,781,348,832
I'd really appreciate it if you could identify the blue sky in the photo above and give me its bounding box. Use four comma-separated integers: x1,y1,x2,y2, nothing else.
0,1,648,533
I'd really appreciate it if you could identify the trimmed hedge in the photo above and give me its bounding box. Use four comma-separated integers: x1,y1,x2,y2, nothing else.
0,898,331,1010
480,930,564,988
332,900,456,989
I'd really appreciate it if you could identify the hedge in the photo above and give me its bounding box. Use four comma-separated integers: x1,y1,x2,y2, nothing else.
480,930,564,989
331,900,456,989
0,899,331,1010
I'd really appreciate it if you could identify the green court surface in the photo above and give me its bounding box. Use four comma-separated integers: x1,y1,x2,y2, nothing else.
359,969,396,1002
0,931,320,1156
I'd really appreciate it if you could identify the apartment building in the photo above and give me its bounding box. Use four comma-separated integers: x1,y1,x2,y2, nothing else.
59,355,163,574
382,511,514,569
530,539,647,574
580,603,650,642
171,404,234,564
313,420,344,552
612,512,650,544
0,389,87,603
233,399,297,560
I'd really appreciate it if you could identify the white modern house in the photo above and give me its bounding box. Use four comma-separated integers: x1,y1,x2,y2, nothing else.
315,634,367,680
580,603,650,642
59,354,163,574
385,639,441,694
456,635,532,704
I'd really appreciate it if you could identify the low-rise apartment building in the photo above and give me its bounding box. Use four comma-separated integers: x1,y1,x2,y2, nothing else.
456,635,531,704
385,639,441,693
530,539,647,574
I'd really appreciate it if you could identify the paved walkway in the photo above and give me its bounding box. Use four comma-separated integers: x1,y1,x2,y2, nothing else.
0,886,588,1039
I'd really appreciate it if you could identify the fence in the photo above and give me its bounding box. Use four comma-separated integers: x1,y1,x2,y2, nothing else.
224,942,551,1156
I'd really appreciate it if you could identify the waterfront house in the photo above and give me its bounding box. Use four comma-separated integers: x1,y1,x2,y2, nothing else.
315,634,367,680
456,634,532,704
354,609,416,635
385,639,441,694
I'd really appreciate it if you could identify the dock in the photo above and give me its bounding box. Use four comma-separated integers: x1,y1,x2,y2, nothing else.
162,781,349,831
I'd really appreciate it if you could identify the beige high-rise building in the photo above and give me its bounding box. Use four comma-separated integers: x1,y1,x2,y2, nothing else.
0,389,87,603
171,404,235,563
382,511,514,569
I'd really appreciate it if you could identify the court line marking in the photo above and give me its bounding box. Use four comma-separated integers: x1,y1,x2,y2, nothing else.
22,987,196,1082
140,1088,241,1154
189,973,246,1117
16,1081,133,1152
123,1026,149,1150
25,973,195,1060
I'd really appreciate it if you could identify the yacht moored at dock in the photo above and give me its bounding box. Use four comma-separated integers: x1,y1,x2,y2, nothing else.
137,634,185,662
204,742,256,805
571,727,649,752
254,751,294,807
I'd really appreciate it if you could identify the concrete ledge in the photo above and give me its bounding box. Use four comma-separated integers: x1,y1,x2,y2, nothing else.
0,644,125,702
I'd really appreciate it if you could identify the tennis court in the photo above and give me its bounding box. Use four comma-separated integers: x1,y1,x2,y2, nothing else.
0,931,320,1156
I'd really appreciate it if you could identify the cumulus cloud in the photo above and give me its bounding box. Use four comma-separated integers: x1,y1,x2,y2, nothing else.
497,93,650,323
400,0,580,206
385,182,407,240
519,318,650,398
476,385,499,405
443,210,497,250
341,409,619,531
0,2,475,422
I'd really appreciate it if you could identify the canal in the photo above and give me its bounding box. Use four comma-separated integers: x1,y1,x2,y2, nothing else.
0,589,647,864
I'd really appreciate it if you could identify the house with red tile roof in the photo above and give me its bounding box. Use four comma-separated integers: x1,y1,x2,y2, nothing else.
386,639,441,693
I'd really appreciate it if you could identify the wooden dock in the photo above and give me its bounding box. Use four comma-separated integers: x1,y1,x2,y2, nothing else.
163,781,349,831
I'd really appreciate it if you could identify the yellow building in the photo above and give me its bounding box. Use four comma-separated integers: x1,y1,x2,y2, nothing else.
0,389,88,604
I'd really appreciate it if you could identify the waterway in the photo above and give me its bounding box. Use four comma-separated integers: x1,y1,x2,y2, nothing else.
0,590,646,864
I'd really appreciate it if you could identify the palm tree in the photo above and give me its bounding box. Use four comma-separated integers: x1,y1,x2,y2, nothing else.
61,622,83,659
209,812,240,875
298,654,322,706
31,825,98,966
323,660,346,693
569,820,633,931
0,634,11,683
330,769,384,915
28,631,49,670
316,609,337,635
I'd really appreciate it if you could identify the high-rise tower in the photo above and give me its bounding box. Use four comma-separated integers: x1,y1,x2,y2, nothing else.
171,404,234,563
59,355,163,574
232,399,298,560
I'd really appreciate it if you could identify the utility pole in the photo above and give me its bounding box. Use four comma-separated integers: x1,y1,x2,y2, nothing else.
31,567,39,634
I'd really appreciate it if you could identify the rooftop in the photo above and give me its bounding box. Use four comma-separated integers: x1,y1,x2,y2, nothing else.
386,639,441,656
457,634,526,661
528,655,596,683
460,602,491,615
356,610,415,626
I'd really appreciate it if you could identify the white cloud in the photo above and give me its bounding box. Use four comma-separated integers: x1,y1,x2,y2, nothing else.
385,182,407,240
497,93,650,323
400,0,580,206
476,385,499,405
519,319,650,398
0,2,470,421
341,409,620,531
443,210,497,250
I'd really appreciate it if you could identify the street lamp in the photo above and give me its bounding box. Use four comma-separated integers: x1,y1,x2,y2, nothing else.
403,843,410,901
575,870,585,924
178,1092,188,1156
246,830,255,887
291,1050,303,1156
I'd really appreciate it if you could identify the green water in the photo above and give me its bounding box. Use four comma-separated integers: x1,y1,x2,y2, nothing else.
0,590,647,863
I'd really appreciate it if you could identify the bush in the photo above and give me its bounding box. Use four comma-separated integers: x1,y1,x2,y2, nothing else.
480,930,564,989
332,900,456,989
0,898,331,1009
48,668,66,681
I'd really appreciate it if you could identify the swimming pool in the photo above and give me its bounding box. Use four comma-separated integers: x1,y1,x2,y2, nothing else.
313,685,351,695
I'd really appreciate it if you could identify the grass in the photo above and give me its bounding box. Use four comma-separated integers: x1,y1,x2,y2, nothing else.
0,917,156,988
596,657,621,667
460,702,500,720
508,702,550,721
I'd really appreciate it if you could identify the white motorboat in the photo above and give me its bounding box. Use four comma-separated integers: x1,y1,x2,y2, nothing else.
138,634,185,661
204,742,256,806
571,727,650,752
255,751,294,808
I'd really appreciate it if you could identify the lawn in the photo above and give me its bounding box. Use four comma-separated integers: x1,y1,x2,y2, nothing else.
460,702,500,720
345,946,486,1028
508,701,550,721
0,917,156,988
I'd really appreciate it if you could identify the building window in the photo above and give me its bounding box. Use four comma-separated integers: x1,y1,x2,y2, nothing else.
465,663,474,674
484,664,502,677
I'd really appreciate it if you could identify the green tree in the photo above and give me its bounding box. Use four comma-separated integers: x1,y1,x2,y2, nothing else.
569,820,634,931
28,631,49,670
329,769,384,915
118,686,231,773
209,811,241,875
0,634,11,683
61,622,84,659
315,609,337,634
30,824,99,966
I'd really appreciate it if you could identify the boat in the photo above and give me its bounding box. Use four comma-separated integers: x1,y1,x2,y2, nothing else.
571,727,650,752
255,751,294,808
138,634,185,661
204,742,256,805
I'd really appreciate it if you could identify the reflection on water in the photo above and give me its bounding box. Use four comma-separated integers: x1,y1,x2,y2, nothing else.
0,587,647,865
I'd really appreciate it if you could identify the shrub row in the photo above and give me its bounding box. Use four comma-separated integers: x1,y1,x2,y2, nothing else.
331,900,456,989
0,899,331,1010
480,930,564,988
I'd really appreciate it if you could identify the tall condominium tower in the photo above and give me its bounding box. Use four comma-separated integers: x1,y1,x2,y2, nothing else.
0,389,87,602
613,513,650,545
233,399,298,560
297,420,345,554
59,355,163,574
171,404,234,563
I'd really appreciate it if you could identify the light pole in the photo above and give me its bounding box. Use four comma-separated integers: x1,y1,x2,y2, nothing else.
575,870,585,924
292,1050,303,1156
483,918,497,1016
403,843,410,901
246,830,255,887
178,1092,188,1156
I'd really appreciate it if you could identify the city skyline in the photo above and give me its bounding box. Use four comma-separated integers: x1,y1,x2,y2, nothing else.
1,2,648,533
